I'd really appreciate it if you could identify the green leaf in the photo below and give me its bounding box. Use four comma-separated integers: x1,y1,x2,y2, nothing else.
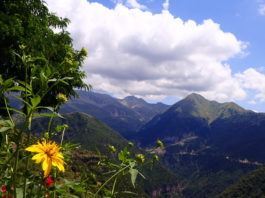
3,78,13,88
54,112,64,118
38,113,56,117
120,191,137,195
0,120,13,127
36,106,54,112
16,188,23,197
0,75,3,84
48,78,57,82
129,168,138,188
16,80,32,91
6,85,30,93
30,95,41,108
138,171,146,179
118,152,125,162
5,107,26,116
0,126,11,132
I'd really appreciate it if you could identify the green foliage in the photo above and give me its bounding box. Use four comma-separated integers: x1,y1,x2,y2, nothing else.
217,166,265,198
0,0,90,110
29,112,129,153
0,54,152,197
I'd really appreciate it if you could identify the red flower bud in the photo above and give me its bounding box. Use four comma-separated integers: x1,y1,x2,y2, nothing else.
1,186,7,193
45,176,53,188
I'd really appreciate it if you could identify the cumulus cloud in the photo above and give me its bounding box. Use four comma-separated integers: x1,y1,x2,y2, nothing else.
46,0,249,102
236,68,265,102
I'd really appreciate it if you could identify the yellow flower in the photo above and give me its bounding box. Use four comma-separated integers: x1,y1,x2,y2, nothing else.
25,141,65,177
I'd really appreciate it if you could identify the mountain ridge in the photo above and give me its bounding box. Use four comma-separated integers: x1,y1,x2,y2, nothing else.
134,93,264,197
60,90,169,137
171,93,248,123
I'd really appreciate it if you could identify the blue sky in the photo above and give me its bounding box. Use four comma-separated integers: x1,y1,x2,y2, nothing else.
47,0,265,111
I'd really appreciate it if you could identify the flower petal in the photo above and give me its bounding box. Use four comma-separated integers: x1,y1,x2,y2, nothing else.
25,144,43,153
42,157,52,177
52,157,65,172
32,153,45,163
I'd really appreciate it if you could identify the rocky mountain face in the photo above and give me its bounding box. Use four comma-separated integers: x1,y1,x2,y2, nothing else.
135,93,265,197
60,91,169,137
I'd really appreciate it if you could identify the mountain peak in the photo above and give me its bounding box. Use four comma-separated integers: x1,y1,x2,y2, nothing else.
122,96,146,104
171,93,247,123
185,93,207,102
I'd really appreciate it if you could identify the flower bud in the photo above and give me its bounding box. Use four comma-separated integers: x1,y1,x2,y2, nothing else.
153,155,159,161
108,145,116,152
81,48,88,56
135,154,145,163
1,186,7,193
156,140,164,148
56,93,68,104
45,176,53,188
63,124,69,130
44,132,49,139
128,142,134,147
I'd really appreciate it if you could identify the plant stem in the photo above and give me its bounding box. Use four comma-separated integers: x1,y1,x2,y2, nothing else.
3,97,14,125
94,165,129,197
53,171,57,198
13,142,19,198
47,115,54,140
23,114,32,198
60,127,66,146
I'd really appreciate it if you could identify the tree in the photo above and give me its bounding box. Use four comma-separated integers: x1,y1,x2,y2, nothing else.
0,0,89,109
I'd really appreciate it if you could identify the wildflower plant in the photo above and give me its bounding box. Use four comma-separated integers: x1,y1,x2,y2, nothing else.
0,48,157,198
0,47,77,197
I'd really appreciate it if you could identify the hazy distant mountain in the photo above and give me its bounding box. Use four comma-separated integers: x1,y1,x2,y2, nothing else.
60,91,169,137
135,93,265,197
120,96,169,122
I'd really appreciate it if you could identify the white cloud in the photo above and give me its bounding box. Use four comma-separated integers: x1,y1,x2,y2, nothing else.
236,68,265,102
46,0,248,102
162,0,169,11
111,0,146,10
248,100,257,105
126,0,147,10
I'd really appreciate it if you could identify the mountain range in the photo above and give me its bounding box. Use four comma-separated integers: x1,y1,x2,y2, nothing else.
133,93,265,197
56,91,265,197
9,91,265,197
60,91,169,137
136,93,265,163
